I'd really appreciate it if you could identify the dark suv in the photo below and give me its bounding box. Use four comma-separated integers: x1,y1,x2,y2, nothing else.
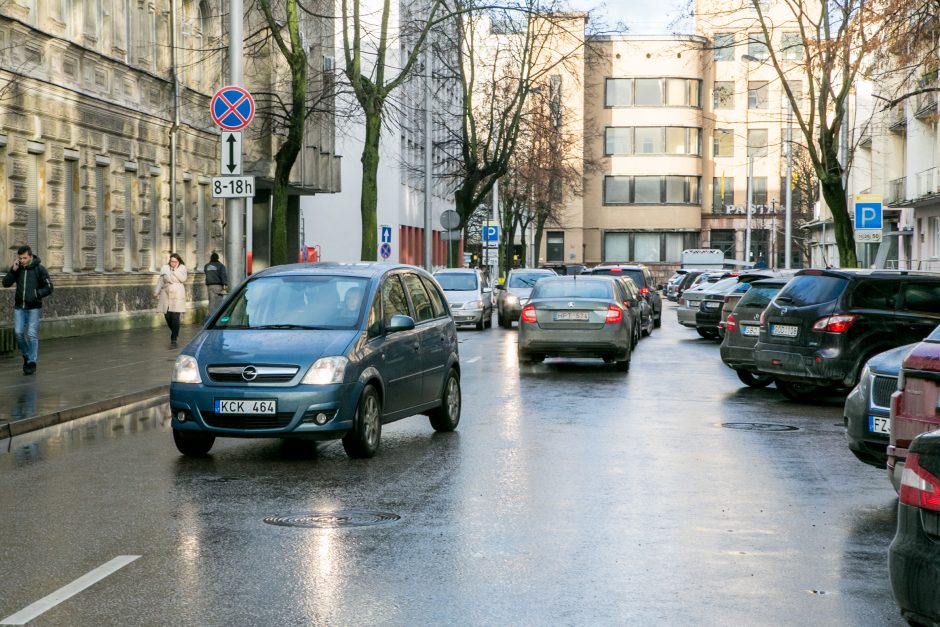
754,269,940,401
585,265,662,328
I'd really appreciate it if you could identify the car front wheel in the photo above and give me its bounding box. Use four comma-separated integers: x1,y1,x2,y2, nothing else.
173,429,215,456
736,369,774,388
775,379,820,402
428,369,461,432
342,385,382,458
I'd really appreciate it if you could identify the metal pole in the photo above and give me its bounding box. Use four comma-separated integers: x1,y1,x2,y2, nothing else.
170,0,179,254
785,100,793,269
226,0,245,283
745,156,753,264
424,49,433,271
493,178,499,277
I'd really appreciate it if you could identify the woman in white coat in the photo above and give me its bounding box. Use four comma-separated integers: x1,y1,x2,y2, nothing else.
154,253,188,347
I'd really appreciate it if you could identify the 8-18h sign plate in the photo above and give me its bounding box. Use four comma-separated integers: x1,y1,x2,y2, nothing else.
212,176,255,198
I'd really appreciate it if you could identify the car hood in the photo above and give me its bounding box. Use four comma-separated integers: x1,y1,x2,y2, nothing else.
444,289,481,304
867,343,918,376
189,328,359,367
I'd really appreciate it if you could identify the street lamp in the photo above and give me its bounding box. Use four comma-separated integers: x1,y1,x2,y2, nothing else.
741,54,760,265
784,97,794,269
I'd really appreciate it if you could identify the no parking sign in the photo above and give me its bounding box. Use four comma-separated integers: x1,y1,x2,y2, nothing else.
211,86,255,131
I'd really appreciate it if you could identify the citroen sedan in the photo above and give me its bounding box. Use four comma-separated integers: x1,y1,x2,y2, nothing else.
169,262,461,459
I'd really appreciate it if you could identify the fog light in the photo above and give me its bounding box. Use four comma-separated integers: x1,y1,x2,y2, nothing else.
315,412,329,425
175,411,187,423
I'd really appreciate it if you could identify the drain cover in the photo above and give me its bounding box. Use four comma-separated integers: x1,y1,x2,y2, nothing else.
721,422,799,432
264,510,400,528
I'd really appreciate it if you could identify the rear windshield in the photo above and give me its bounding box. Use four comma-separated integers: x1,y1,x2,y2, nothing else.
532,280,613,300
708,277,739,293
435,273,478,291
591,268,645,287
774,274,848,307
927,324,940,342
508,273,552,288
737,284,783,309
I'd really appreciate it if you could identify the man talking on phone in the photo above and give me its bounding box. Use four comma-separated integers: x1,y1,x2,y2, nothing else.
2,245,53,375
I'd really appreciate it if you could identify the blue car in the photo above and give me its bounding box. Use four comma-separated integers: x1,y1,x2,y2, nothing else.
170,262,461,458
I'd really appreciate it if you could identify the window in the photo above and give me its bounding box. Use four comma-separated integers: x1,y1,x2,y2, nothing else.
604,177,631,204
666,127,687,155
714,33,734,61
634,79,662,106
549,74,562,128
420,276,447,318
124,170,137,271
710,229,736,257
605,127,632,155
748,81,769,109
902,283,940,314
665,78,688,106
783,80,802,109
95,163,110,272
547,232,564,262
634,233,660,262
382,275,411,326
713,176,734,211
150,169,161,271
26,153,40,253
605,78,631,106
634,176,661,203
604,176,700,205
604,233,630,261
714,81,734,109
933,217,940,256
635,127,664,154
748,129,768,157
752,177,768,205
851,281,899,309
603,232,699,263
714,129,734,157
367,295,382,338
748,32,769,59
665,176,687,203
782,32,804,61
64,156,80,272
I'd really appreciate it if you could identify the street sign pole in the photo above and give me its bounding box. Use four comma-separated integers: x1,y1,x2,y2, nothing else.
226,0,245,284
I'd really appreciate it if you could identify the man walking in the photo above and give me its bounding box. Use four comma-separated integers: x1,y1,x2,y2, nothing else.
203,252,228,314
2,245,53,375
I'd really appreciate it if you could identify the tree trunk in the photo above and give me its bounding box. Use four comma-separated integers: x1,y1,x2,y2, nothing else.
819,174,858,268
360,109,382,261
533,215,547,265
270,52,306,266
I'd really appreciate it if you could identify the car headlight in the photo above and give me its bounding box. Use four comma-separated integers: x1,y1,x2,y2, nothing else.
173,355,202,384
466,300,483,310
504,295,519,305
302,356,348,385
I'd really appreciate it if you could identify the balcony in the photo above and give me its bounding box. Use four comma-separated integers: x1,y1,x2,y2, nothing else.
888,107,908,134
916,168,939,198
887,177,907,204
915,91,938,120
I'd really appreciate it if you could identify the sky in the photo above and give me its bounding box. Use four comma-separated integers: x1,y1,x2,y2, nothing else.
568,0,689,35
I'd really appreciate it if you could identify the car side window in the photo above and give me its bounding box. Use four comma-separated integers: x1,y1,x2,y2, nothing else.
401,273,435,322
420,275,447,318
366,294,382,338
900,283,940,314
850,281,898,310
382,274,411,327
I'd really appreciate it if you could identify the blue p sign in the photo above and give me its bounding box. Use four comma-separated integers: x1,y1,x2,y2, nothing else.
483,225,499,242
854,201,883,230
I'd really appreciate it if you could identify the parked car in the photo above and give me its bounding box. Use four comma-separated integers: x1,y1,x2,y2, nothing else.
843,343,915,471
592,274,650,342
754,268,940,401
169,262,461,459
433,268,493,330
719,278,788,388
717,271,797,339
888,326,940,491
677,276,736,334
584,264,662,328
675,270,706,300
539,263,587,276
696,279,749,339
888,429,940,627
517,276,634,370
495,268,557,328
665,270,690,302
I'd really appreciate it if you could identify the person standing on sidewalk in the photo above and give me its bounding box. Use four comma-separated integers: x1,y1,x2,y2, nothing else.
203,252,228,314
154,253,188,348
2,245,53,375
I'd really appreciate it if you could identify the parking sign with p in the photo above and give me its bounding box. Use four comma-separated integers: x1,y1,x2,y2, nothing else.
854,195,883,230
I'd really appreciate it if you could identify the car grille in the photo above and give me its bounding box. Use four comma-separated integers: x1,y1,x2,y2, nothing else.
207,365,299,384
871,375,898,410
202,411,295,429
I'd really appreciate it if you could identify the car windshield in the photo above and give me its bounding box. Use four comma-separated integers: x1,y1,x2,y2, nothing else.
532,280,612,300
927,324,940,342
508,273,551,288
737,284,783,309
435,273,478,291
212,275,370,330
774,274,848,307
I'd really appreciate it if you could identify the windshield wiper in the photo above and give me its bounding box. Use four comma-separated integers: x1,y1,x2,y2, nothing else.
251,324,329,330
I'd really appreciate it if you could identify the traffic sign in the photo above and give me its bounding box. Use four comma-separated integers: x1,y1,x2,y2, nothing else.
854,229,883,243
854,195,883,230
380,225,392,244
211,86,255,131
212,176,255,198
379,242,392,259
483,225,499,242
220,131,242,175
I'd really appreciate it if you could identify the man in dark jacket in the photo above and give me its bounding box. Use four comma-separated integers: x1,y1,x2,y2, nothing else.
2,245,53,375
203,252,228,314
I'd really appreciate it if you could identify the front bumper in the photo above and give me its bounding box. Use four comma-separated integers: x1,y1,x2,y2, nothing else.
889,503,940,626
451,308,485,326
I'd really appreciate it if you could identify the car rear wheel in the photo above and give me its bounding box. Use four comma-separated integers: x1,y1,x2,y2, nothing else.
735,369,774,388
774,379,820,402
615,353,631,372
428,369,461,432
173,429,215,456
642,313,654,337
342,385,382,458
519,351,543,364
653,311,662,328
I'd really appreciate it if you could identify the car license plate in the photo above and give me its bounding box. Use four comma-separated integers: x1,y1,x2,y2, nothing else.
554,311,589,321
771,324,799,338
215,399,277,414
705,301,721,309
741,324,760,337
869,415,890,435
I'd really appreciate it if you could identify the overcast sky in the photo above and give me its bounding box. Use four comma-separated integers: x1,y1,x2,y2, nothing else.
569,0,690,35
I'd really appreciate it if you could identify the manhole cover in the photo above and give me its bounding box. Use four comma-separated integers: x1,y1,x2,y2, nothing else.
264,510,400,528
721,422,799,432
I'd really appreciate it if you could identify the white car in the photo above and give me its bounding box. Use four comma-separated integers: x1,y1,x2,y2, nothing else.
433,268,493,330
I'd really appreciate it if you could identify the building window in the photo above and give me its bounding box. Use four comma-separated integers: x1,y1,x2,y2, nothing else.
748,81,769,109
603,231,698,263
26,154,40,252
605,176,631,204
549,74,562,128
124,170,137,271
546,231,564,262
748,32,770,60
607,127,700,155
782,32,804,61
63,156,80,272
635,127,664,154
634,176,661,203
713,176,734,211
752,177,768,205
605,78,631,107
714,81,734,109
782,80,802,110
714,129,734,157
747,129,769,158
150,169,162,271
665,78,701,106
665,176,689,203
634,78,663,106
714,33,734,61
603,176,701,205
710,229,736,257
95,164,110,272
634,233,660,262
605,127,632,155
605,232,630,260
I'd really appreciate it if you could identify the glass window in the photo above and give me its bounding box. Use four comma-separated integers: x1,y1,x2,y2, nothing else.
634,176,661,203
635,127,664,154
748,32,769,59
739,284,783,308
634,233,660,262
604,232,630,262
690,177,701,203
666,78,688,106
783,80,802,109
420,275,447,317
634,79,663,106
508,272,554,288
689,80,702,107
435,272,478,291
382,274,411,326
366,294,382,338
748,129,768,157
713,176,734,210
753,177,768,205
604,176,631,204
666,127,687,154
533,279,612,300
775,275,848,307
850,281,899,309
748,81,769,109
901,283,940,314
689,128,702,155
605,127,632,155
782,32,804,61
714,33,734,61
605,78,632,106
714,81,734,109
714,129,734,157
401,273,434,322
547,231,564,262
665,234,685,262
666,176,687,203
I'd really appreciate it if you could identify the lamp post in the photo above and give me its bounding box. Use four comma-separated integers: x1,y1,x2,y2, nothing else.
741,54,760,266
784,97,794,269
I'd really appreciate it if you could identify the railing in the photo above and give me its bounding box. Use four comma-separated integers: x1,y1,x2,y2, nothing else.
887,177,907,204
915,90,938,119
917,168,938,197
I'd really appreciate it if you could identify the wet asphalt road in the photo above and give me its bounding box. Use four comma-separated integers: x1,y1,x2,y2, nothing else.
0,302,903,626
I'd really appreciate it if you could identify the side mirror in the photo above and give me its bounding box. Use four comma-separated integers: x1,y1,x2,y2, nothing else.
387,314,415,332
483,286,492,294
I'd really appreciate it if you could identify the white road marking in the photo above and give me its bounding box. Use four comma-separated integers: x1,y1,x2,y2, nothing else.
465,356,481,364
1,555,140,625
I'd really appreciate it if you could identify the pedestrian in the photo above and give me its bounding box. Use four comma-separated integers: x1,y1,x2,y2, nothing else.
154,253,188,348
2,245,53,375
203,252,229,314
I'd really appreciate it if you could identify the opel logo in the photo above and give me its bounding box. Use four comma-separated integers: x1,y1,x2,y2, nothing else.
242,365,259,381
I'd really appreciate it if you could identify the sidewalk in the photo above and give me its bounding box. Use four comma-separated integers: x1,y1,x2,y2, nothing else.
0,324,201,440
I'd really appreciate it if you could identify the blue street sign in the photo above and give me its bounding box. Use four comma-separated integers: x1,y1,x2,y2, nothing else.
854,200,883,230
380,225,392,244
380,242,392,259
483,225,499,242
211,86,255,131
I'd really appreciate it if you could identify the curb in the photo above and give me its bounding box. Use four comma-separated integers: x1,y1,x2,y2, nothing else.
0,385,169,441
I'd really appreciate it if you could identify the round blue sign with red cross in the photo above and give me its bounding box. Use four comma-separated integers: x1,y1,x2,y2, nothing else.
211,86,255,131
380,243,392,259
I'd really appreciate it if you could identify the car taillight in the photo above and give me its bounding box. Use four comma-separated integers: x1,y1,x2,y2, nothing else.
725,313,738,333
520,305,537,323
899,452,940,512
679,298,686,306
639,287,649,296
811,314,857,333
605,306,623,324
